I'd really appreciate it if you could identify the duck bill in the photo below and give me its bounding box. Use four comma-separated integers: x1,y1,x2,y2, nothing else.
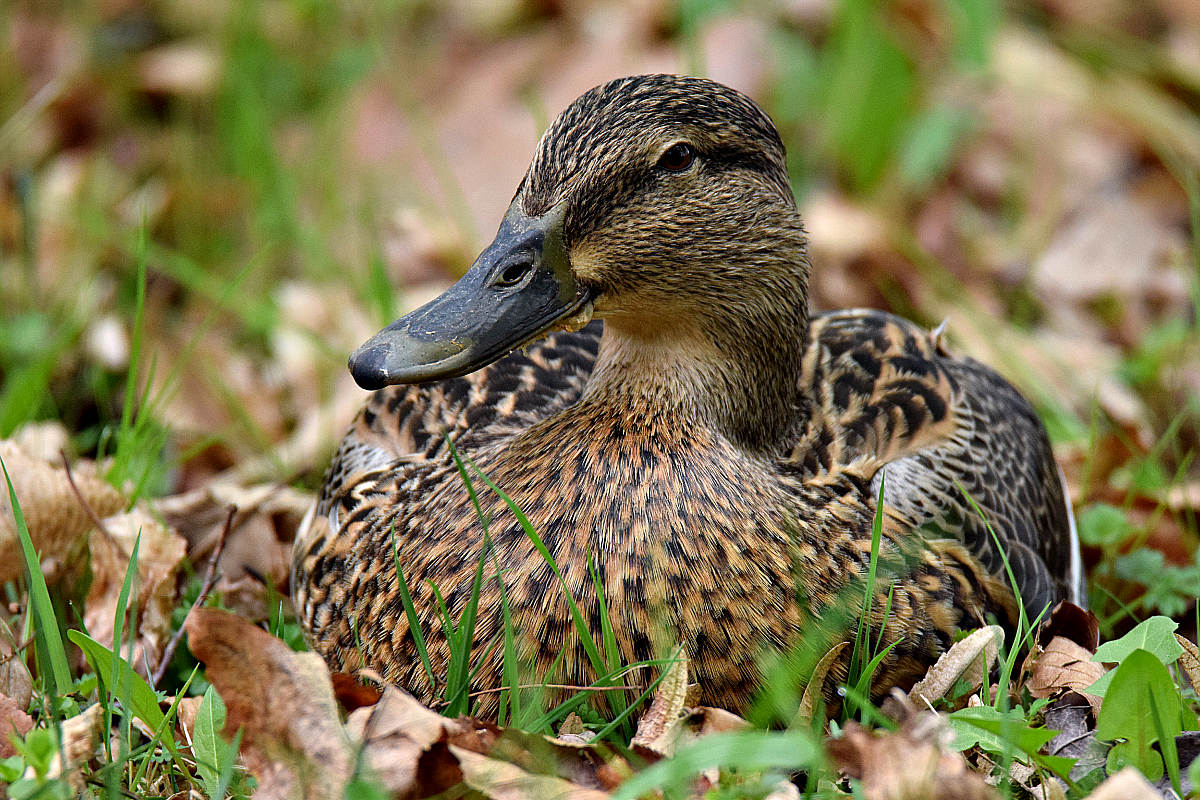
349,202,592,389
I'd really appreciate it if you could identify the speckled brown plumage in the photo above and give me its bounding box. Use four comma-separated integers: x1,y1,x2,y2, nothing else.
292,75,1080,716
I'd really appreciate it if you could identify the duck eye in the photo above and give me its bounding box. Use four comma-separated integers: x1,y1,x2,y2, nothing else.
657,143,695,173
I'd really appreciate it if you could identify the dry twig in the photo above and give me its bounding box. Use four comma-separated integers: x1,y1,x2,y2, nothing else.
150,504,235,688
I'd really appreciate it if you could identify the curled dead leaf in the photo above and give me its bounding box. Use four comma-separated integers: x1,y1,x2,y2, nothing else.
452,745,611,800
1037,602,1100,651
1175,634,1200,692
795,641,849,723
185,608,353,800
907,626,1003,709
344,686,470,798
0,441,125,584
1028,636,1105,717
630,652,689,757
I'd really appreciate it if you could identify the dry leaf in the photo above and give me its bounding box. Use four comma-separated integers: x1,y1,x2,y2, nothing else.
452,745,611,800
0,692,35,760
795,641,849,723
558,713,586,738
1081,766,1160,800
11,421,71,463
343,685,474,798
1175,634,1200,692
0,441,125,584
908,626,1003,708
157,482,311,618
1028,636,1105,718
1038,602,1100,652
186,608,353,800
30,703,104,790
0,617,33,710
828,714,997,800
330,672,383,712
691,706,750,737
630,652,689,757
84,505,187,673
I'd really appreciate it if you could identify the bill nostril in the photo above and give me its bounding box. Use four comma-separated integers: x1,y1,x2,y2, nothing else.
494,255,534,287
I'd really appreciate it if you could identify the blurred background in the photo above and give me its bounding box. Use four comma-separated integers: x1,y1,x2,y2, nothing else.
1,0,1198,633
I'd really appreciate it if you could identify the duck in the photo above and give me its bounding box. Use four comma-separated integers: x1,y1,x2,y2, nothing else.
292,74,1082,717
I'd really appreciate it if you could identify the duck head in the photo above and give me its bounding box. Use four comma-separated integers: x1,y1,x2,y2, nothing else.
350,74,809,397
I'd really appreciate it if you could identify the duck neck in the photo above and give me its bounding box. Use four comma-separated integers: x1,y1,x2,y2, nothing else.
581,262,811,456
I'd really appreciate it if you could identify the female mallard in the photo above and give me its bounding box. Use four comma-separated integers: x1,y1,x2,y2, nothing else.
293,75,1082,715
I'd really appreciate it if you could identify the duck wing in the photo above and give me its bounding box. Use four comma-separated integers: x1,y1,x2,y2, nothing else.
790,309,1079,618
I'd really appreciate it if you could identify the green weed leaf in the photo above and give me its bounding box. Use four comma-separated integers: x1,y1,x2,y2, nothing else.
946,705,1072,779
1094,649,1182,783
0,754,24,782
1089,616,1183,696
67,630,178,756
193,685,228,798
1077,503,1133,548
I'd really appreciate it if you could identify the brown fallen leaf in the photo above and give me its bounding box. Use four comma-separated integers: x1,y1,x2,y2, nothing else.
900,626,1002,712
1176,635,1200,690
157,482,311,619
828,713,997,800
0,441,126,584
84,505,187,674
1028,636,1105,718
452,745,611,800
0,617,33,710
330,672,384,712
1037,602,1100,651
185,608,354,800
0,692,35,760
630,652,689,757
1081,765,1160,800
344,686,472,798
795,641,849,723
31,703,104,791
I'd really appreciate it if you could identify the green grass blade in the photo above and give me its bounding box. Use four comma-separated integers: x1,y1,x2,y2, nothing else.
848,469,886,709
612,730,820,800
464,456,612,710
488,548,520,727
1149,685,1183,797
589,554,631,735
3,457,73,698
391,527,435,691
102,530,141,762
443,545,488,717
